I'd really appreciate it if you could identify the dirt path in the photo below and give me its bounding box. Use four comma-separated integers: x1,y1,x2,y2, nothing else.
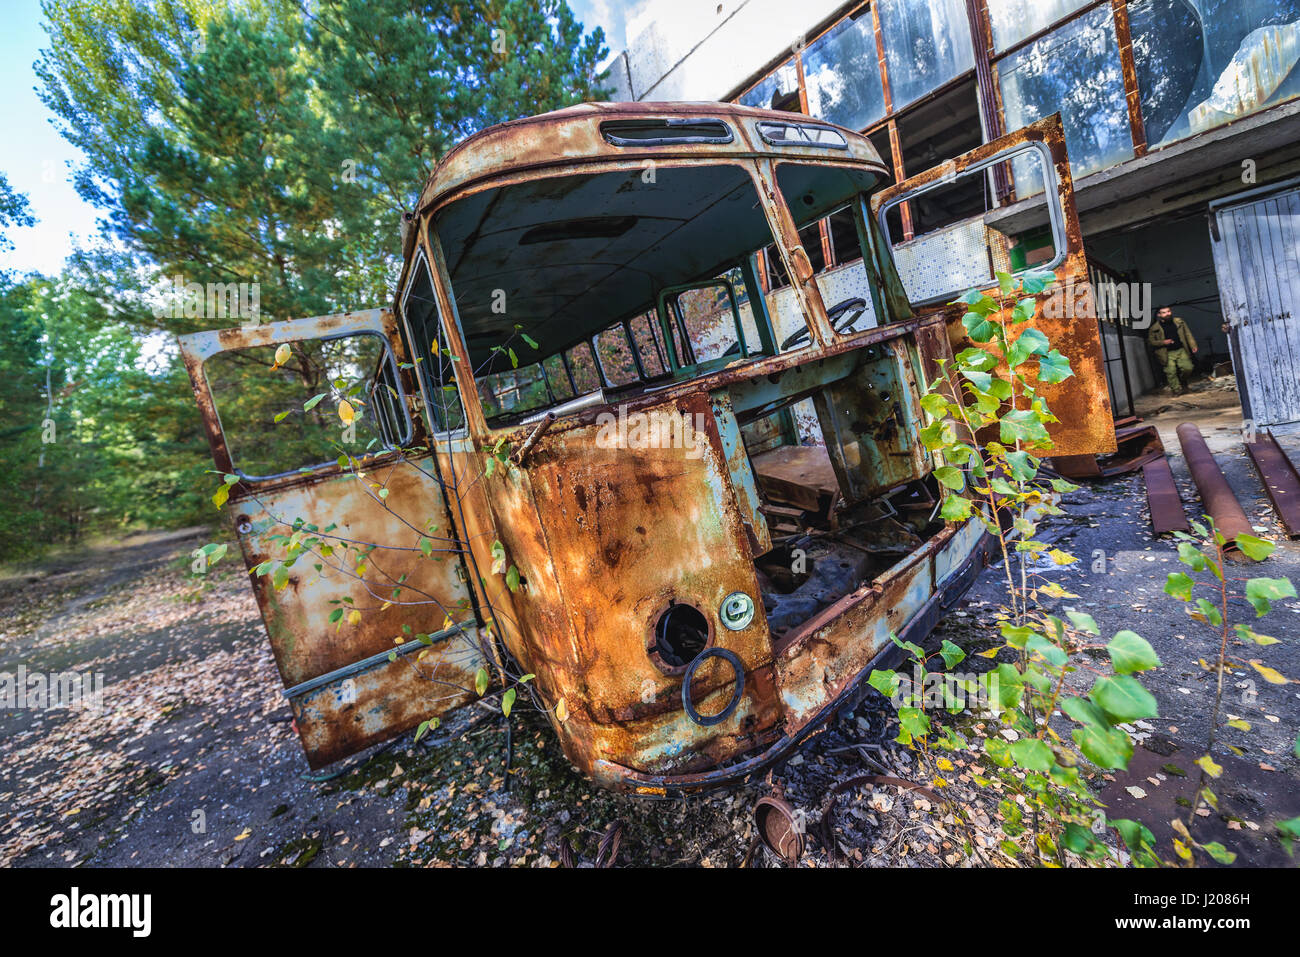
2,422,1297,867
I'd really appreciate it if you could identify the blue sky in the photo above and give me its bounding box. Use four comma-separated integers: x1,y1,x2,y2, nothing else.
0,0,99,277
0,0,633,279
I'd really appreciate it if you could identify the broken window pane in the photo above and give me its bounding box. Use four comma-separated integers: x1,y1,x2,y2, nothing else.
803,10,887,131
775,163,884,338
541,353,575,401
987,0,1092,52
629,313,669,377
401,254,465,433
1130,0,1300,147
739,57,801,112
877,0,975,110
881,147,1060,304
566,341,602,395
998,4,1132,194
205,333,403,479
668,277,750,363
594,325,640,386
478,364,552,420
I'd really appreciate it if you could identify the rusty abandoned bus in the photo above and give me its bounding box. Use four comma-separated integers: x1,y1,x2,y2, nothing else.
179,103,1115,796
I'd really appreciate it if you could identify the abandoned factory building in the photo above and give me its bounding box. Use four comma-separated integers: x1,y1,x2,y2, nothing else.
606,0,1300,431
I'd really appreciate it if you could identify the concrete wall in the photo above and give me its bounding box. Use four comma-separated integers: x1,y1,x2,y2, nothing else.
608,0,851,103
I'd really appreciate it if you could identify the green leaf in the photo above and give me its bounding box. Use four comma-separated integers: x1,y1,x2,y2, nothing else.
956,347,998,372
1026,632,1067,668
939,639,966,669
1177,542,1209,572
475,667,489,696
1245,577,1296,616
303,392,327,412
1164,571,1194,601
1066,611,1099,635
999,409,1050,446
1194,597,1223,627
1012,297,1037,323
933,466,965,491
992,663,1024,711
868,669,901,698
1107,630,1161,674
505,564,521,593
1073,723,1134,770
1021,270,1056,295
896,706,930,743
1007,328,1050,367
1279,816,1300,853
1010,737,1054,772
962,310,997,343
418,537,433,558
1089,675,1158,724
921,392,949,419
1036,349,1074,384
1004,450,1037,482
939,495,973,521
1110,818,1155,853
1235,533,1274,561
502,686,516,717
1199,841,1236,864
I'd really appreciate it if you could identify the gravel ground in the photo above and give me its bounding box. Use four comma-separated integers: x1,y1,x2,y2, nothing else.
2,379,1296,867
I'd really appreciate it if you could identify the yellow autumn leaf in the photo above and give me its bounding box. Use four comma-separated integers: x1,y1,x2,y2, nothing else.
347,609,362,626
338,399,356,425
555,698,568,722
234,828,251,841
1249,660,1288,685
272,344,290,368
1195,754,1224,778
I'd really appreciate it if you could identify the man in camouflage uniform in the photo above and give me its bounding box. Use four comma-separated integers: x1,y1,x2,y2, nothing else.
1147,305,1197,395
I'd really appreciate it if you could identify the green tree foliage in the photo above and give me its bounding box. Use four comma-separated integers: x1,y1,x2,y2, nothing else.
0,276,212,561
36,0,610,330
6,1,607,560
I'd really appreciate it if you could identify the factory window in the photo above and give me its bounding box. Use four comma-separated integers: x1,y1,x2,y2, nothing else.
802,8,887,131
998,3,1133,194
877,0,975,110
1129,0,1300,147
739,58,802,112
987,0,1093,52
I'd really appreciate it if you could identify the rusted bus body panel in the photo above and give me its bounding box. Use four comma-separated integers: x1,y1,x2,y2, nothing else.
589,517,994,795
813,335,930,502
871,115,1117,459
286,627,487,768
416,102,888,218
775,517,985,728
179,310,485,769
232,461,473,686
178,103,1105,792
468,392,784,777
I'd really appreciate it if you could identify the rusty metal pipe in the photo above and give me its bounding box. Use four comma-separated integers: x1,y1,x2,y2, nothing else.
1176,423,1253,558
